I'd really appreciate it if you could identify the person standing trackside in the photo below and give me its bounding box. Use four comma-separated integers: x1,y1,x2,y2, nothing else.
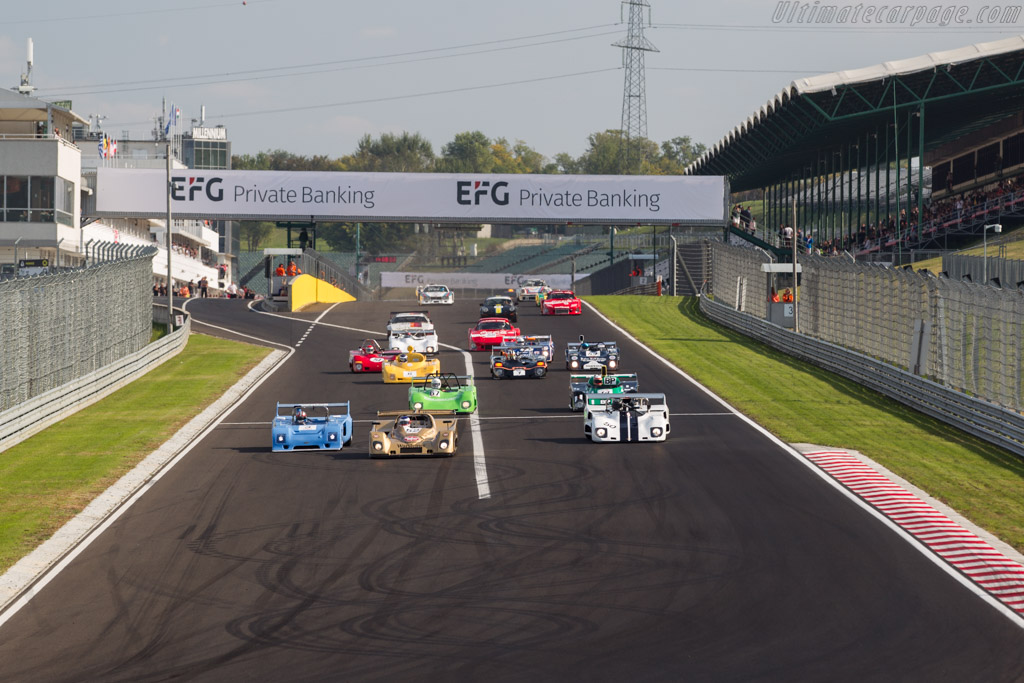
275,263,286,277
199,276,209,298
286,261,300,277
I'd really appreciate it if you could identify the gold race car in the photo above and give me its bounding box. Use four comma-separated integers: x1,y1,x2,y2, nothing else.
381,349,441,383
369,410,458,457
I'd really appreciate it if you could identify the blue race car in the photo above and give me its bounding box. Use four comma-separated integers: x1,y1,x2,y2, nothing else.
272,402,353,451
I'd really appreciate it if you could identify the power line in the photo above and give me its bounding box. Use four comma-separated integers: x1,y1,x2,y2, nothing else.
649,66,832,74
38,24,622,96
653,22,1024,34
3,0,284,25
102,68,621,128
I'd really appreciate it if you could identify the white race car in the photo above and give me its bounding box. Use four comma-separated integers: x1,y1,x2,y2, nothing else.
517,278,549,302
417,284,455,305
583,393,669,443
387,311,439,354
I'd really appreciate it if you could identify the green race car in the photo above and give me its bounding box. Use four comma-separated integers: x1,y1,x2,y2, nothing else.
569,370,639,411
408,373,478,414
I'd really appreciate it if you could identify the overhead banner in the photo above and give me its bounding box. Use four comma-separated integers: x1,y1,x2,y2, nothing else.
95,169,726,225
379,272,587,290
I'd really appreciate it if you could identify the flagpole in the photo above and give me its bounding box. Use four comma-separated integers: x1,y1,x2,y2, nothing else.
166,140,174,333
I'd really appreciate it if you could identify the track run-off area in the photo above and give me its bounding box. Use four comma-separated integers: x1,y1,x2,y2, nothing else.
0,296,1021,682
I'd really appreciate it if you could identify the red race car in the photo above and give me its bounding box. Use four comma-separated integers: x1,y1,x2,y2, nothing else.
541,290,582,315
468,318,521,351
349,339,401,372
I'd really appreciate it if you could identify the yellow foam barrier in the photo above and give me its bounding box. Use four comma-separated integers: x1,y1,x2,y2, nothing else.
288,274,356,311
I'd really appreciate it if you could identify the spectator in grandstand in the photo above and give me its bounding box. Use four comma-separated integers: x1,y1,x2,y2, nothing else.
299,228,309,251
740,206,753,230
781,224,793,248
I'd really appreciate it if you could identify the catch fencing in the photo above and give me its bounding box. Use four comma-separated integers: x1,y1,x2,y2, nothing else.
0,245,157,413
708,241,1024,415
942,253,1024,289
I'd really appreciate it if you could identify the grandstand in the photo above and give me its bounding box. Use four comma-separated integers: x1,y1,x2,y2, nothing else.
686,35,1024,264
543,250,631,274
514,242,595,273
460,244,552,272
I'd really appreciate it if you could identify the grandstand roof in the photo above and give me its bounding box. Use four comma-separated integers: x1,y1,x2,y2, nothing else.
685,35,1024,191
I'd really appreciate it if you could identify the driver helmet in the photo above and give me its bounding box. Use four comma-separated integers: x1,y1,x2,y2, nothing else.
293,406,307,422
398,415,412,427
580,342,590,350
398,353,408,363
430,376,442,390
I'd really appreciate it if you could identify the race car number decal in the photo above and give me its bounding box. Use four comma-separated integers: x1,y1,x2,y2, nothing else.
403,370,417,376
297,425,318,431
513,369,526,376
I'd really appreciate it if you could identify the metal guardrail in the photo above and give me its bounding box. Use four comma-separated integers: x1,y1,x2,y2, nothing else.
699,293,1024,459
0,307,191,453
301,249,374,299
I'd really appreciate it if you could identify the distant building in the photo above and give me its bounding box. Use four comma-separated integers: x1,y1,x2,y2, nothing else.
0,88,85,272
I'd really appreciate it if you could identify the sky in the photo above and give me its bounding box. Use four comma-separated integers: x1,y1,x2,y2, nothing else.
3,0,1023,163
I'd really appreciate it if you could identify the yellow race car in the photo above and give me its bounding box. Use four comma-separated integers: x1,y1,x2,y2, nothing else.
369,410,458,457
381,349,441,383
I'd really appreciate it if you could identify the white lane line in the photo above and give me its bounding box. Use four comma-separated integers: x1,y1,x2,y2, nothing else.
446,340,489,500
583,299,1024,631
251,307,491,500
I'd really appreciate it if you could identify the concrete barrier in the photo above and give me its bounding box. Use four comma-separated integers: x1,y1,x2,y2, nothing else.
288,274,356,310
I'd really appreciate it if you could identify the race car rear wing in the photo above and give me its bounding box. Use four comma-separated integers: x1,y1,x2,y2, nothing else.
584,392,665,408
566,341,618,353
389,310,431,319
412,373,474,387
570,373,639,388
276,401,351,415
389,322,436,333
376,409,459,417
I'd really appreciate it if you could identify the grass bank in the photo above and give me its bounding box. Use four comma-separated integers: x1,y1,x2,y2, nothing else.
0,334,270,571
587,295,1024,553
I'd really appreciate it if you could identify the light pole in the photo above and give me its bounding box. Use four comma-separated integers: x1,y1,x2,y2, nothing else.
983,223,1002,285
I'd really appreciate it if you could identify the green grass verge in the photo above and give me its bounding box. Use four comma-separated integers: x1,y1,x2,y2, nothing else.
0,333,270,572
587,295,1024,553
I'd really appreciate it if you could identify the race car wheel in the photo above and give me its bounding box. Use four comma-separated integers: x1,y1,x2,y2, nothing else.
535,367,545,378
353,361,363,372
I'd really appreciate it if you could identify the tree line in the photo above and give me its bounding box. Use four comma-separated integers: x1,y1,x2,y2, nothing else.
234,129,706,252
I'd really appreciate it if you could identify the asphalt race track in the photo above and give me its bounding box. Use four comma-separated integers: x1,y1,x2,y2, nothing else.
0,296,1022,682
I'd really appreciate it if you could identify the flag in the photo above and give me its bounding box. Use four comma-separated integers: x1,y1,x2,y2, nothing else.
97,138,105,158
164,105,179,135
109,138,117,157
